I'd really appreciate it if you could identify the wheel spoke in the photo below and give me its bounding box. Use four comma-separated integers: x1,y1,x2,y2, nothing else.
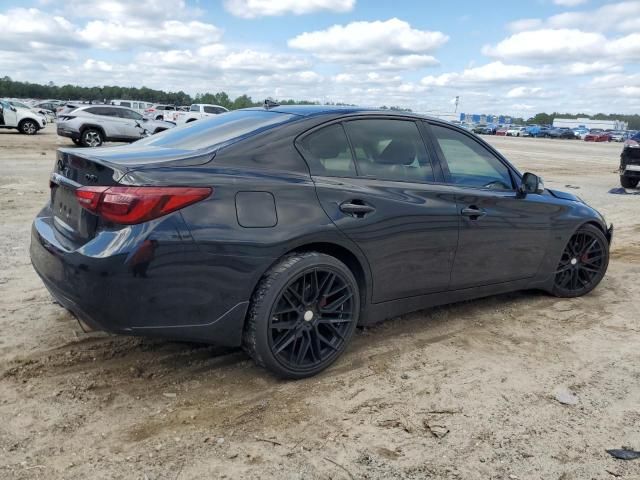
273,329,298,354
270,319,298,330
294,332,310,365
316,329,338,351
320,292,353,313
318,316,353,324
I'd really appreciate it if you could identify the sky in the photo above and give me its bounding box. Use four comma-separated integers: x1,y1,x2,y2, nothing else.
0,0,639,117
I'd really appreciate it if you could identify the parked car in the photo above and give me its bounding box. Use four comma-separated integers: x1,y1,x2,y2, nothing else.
471,124,488,134
573,127,589,139
30,100,62,114
495,127,508,136
619,131,640,188
57,105,175,147
609,131,628,142
171,104,229,124
144,104,177,121
547,127,576,139
506,126,526,137
0,99,47,134
584,129,610,142
527,126,552,138
111,100,153,113
31,105,613,378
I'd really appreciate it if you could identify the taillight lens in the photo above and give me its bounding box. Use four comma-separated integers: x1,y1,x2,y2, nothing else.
75,186,212,224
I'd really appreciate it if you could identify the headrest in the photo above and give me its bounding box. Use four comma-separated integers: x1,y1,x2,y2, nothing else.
378,140,416,165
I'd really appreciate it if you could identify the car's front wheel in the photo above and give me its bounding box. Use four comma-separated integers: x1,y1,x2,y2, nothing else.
552,224,609,298
243,252,360,379
81,128,103,147
620,175,639,189
19,119,38,135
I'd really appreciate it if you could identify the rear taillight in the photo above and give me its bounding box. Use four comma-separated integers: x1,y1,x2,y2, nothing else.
75,186,212,224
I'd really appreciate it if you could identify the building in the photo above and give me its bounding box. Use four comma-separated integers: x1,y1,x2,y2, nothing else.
459,113,512,125
553,117,628,130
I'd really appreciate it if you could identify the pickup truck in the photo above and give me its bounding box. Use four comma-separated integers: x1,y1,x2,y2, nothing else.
172,104,229,124
0,99,47,134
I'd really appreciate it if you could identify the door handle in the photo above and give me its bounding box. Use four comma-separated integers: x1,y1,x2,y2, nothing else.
339,201,375,217
461,206,486,219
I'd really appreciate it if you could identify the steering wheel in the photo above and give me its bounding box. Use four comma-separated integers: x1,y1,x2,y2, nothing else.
483,180,510,190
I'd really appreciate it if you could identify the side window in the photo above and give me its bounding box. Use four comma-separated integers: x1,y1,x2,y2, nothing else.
120,101,131,108
203,106,217,114
343,119,434,183
298,123,356,176
118,109,143,120
430,124,513,190
190,105,199,111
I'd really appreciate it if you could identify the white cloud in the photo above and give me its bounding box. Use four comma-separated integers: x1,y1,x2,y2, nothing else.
78,20,222,50
288,18,448,69
50,0,199,22
0,8,82,51
421,62,547,87
509,1,640,33
507,18,543,32
553,0,587,6
482,29,605,61
564,61,623,75
224,0,355,18
506,87,544,98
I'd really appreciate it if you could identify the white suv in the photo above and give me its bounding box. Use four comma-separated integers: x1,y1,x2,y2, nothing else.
57,105,174,147
0,99,47,134
173,104,229,124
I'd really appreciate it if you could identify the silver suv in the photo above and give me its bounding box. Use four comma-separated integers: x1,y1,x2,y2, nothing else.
57,105,175,147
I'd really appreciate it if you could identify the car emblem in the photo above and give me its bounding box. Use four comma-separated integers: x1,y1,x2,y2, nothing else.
85,173,98,183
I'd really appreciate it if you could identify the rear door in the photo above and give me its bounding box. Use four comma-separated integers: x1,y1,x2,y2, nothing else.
427,122,556,289
298,117,459,303
117,108,144,139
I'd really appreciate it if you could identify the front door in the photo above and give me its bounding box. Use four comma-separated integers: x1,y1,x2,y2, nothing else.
428,122,555,289
298,118,459,303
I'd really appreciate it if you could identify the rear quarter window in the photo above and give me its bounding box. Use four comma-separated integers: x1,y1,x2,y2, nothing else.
136,110,296,151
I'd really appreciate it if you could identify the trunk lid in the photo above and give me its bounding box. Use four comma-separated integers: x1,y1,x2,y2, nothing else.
50,145,213,243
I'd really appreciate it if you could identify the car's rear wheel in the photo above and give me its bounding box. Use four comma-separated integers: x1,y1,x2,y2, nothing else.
552,224,608,298
243,252,360,379
81,128,103,147
19,119,38,135
620,175,639,189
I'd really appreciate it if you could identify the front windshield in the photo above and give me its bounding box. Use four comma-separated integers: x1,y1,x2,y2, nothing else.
136,109,296,151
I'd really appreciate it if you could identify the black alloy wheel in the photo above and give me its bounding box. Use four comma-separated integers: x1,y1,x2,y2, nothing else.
552,225,608,297
243,252,359,379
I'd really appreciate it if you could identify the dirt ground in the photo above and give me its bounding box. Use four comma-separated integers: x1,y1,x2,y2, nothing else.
1,128,639,480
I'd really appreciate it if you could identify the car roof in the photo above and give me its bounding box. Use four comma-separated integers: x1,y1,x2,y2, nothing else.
243,104,442,122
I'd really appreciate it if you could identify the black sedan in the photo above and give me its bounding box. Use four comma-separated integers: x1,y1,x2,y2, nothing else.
31,105,613,378
547,127,576,139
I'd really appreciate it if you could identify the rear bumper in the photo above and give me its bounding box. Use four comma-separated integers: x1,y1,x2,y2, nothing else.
30,206,252,346
57,125,80,140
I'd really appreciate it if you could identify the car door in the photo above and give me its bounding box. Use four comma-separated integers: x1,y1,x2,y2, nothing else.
113,108,143,139
297,118,459,303
427,122,557,289
1,101,17,126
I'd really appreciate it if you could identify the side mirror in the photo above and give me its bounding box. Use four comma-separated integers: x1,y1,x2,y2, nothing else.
519,172,545,195
10,106,17,112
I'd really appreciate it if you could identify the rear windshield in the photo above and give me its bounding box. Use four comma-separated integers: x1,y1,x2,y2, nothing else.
136,110,296,150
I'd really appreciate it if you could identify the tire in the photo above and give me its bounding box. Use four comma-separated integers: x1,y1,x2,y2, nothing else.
81,128,103,147
155,115,163,121
243,252,360,379
620,175,639,189
551,224,609,298
19,119,38,135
